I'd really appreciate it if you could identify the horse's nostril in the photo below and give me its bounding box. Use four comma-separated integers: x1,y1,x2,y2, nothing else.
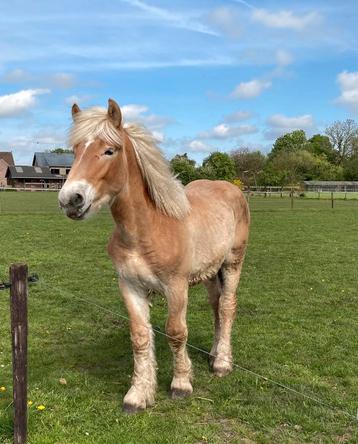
70,192,84,208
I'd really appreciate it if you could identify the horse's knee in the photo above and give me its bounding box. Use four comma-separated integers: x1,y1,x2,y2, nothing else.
130,325,151,352
166,321,187,348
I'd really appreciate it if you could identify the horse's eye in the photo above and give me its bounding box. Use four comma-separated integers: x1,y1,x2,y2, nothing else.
104,148,114,156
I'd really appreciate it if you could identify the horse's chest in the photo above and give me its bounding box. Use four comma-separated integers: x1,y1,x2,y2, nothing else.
114,251,162,291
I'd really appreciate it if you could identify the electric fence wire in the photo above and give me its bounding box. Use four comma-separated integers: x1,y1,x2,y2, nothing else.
33,278,357,422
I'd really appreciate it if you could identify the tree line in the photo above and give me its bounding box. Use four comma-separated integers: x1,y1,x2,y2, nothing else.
171,119,358,186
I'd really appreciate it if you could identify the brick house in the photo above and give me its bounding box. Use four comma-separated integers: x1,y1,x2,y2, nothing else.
0,152,15,187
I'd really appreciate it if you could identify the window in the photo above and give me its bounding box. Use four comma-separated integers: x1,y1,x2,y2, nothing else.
51,168,60,174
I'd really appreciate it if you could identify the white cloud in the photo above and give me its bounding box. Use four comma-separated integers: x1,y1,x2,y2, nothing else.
151,130,164,143
252,9,321,31
335,70,358,113
65,95,91,105
0,89,50,118
223,110,253,122
32,129,66,146
275,49,294,67
200,123,257,139
231,79,272,99
142,114,173,130
122,103,173,130
267,114,315,129
122,104,149,120
265,113,315,139
2,69,30,83
188,140,213,153
51,73,75,88
207,7,242,38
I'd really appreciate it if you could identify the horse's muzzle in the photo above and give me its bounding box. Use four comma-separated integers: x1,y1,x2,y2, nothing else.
58,180,94,220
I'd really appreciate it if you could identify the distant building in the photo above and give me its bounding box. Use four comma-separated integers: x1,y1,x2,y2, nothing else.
6,165,64,189
32,152,74,178
0,152,15,187
303,181,358,192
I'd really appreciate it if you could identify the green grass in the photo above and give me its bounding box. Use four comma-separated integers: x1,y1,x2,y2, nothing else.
304,191,358,200
0,193,357,443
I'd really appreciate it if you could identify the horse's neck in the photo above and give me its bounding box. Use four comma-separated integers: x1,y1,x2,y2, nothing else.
110,136,158,244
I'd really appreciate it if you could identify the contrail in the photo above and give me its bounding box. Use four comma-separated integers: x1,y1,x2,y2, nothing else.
231,0,256,10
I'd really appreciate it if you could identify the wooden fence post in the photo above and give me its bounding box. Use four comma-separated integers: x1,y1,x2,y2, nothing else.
331,192,334,209
290,188,294,209
10,263,28,444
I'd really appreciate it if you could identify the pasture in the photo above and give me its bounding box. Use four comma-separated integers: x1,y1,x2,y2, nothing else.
0,192,357,443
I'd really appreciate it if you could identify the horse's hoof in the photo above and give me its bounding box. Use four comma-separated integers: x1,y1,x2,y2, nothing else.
212,361,233,377
170,387,192,399
122,403,145,414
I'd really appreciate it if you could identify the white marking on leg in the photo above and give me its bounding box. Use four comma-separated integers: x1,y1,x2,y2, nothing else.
120,281,157,410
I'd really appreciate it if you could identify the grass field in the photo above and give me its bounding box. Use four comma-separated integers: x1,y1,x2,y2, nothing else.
304,192,358,200
0,192,357,443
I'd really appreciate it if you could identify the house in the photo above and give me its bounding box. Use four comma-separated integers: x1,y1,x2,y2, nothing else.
6,165,64,189
32,152,74,178
0,152,15,187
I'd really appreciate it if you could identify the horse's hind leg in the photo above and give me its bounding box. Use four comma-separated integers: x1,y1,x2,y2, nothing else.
204,276,221,365
211,250,246,377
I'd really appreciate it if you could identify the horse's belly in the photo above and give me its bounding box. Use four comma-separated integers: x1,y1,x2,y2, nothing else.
188,256,224,286
188,214,236,285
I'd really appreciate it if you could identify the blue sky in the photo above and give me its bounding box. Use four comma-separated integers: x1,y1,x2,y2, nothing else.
0,0,357,164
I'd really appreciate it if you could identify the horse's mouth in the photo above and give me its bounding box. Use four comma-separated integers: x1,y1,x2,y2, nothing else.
68,204,92,220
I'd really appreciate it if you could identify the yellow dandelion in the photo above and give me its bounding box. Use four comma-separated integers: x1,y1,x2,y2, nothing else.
27,400,33,406
37,405,46,411
0,386,6,392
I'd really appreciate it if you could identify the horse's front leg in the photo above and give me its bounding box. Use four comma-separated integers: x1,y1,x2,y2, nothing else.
165,280,193,398
119,280,157,413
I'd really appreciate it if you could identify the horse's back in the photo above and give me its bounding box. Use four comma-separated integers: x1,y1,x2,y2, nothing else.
184,180,249,281
185,179,249,226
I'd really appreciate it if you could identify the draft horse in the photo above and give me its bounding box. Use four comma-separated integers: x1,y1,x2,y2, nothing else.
59,99,250,413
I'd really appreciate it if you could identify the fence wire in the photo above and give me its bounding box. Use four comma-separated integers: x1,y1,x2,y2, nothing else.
31,278,357,422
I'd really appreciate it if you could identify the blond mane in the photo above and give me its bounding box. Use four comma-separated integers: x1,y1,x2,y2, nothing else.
69,106,190,219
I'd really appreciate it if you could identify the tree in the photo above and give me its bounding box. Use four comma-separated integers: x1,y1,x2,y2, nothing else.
325,119,358,164
200,152,236,181
170,153,199,185
270,130,307,158
343,154,358,180
305,134,337,163
261,150,343,186
350,136,358,157
230,148,266,186
48,148,73,154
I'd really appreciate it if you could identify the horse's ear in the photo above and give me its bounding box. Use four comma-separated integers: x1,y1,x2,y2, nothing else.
108,98,122,128
72,103,81,120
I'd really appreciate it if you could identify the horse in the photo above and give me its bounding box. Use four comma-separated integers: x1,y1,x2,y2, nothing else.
58,99,250,413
